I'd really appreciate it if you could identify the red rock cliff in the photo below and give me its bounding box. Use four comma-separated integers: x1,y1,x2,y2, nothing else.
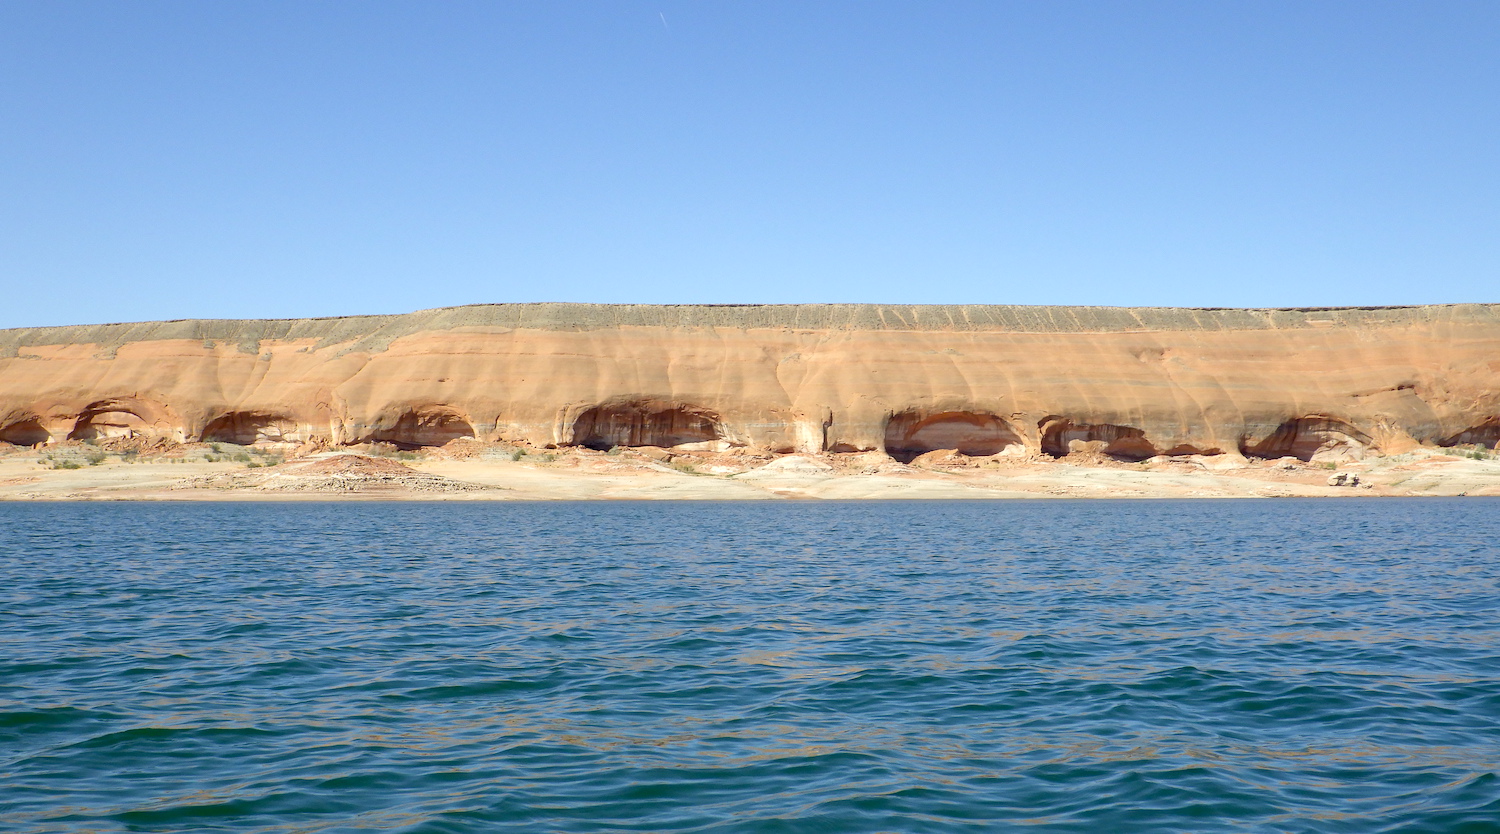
1,303,1497,460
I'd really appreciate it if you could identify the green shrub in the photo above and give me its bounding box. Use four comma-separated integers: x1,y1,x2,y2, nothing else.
53,460,81,470
511,449,526,461
84,451,106,466
232,453,251,462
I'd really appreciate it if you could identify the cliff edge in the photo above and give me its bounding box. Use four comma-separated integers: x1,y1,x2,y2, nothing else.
2,303,1498,461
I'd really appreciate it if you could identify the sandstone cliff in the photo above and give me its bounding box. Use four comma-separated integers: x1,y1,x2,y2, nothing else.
2,303,1498,461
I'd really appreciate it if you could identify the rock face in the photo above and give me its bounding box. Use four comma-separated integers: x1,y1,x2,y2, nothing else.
2,303,1498,459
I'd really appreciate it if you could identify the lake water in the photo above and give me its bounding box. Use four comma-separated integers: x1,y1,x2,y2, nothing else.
1,500,1497,833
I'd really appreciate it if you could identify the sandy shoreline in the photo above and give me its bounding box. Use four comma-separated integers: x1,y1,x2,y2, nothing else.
2,440,1498,501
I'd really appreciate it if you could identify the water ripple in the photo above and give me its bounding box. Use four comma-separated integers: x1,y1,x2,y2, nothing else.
0,499,1497,832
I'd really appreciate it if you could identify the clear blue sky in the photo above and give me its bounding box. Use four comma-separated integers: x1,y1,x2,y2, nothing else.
2,1,1496,328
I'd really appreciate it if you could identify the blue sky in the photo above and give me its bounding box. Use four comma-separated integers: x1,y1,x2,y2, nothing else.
2,1,1496,327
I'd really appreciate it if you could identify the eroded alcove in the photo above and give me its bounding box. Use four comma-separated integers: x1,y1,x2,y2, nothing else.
68,399,166,442
201,412,302,445
570,401,724,450
1161,444,1223,457
883,411,1023,463
1242,416,1371,461
1040,418,1158,461
0,418,50,446
364,407,476,449
1439,418,1500,450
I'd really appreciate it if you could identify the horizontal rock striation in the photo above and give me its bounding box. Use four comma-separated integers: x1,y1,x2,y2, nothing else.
2,303,1498,461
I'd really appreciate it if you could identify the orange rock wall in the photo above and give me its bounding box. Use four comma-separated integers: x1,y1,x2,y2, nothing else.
1,304,1497,454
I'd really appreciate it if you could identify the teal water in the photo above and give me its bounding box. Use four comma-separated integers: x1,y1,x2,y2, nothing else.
1,500,1497,833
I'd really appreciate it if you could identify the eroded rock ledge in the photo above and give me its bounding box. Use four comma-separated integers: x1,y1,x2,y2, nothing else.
2,303,1498,462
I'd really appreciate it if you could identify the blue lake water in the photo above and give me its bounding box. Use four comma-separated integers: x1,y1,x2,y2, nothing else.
1,499,1497,833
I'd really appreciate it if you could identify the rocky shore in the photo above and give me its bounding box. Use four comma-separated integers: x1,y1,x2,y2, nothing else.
2,438,1495,501
3,304,1497,486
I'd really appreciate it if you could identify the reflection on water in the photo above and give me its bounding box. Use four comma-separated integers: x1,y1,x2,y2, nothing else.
1,499,1498,833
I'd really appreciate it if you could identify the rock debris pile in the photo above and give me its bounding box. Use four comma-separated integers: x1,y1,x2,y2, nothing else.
179,453,492,495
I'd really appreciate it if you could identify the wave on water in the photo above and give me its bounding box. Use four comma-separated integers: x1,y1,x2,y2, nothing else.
1,499,1497,832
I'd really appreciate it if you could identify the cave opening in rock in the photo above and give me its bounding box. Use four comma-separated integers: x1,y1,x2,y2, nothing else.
570,401,724,450
1040,418,1157,461
0,418,49,446
1243,416,1371,461
367,407,476,450
202,412,301,445
68,400,156,442
1439,418,1500,450
1162,444,1223,457
883,411,1022,463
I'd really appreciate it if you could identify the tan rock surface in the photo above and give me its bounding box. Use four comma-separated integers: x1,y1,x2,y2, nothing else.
2,303,1498,468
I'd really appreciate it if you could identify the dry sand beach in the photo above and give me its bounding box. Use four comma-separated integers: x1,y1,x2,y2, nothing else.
3,438,1497,501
